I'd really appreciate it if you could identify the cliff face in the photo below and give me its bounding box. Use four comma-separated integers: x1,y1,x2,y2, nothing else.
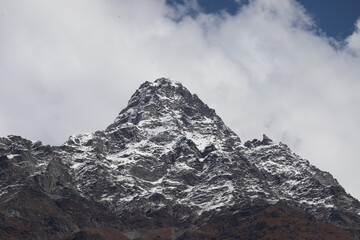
0,78,359,240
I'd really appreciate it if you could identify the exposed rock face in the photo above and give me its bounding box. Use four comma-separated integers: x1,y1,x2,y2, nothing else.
0,78,359,239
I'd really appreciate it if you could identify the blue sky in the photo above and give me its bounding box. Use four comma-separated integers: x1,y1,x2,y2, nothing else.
167,0,360,40
0,0,360,199
298,0,360,39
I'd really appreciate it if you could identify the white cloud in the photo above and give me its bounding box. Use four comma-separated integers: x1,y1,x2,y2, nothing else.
0,0,359,199
347,18,360,55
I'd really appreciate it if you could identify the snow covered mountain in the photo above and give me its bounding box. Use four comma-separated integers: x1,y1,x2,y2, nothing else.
0,78,359,239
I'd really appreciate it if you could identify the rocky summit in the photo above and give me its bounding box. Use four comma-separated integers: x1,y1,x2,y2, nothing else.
0,78,359,240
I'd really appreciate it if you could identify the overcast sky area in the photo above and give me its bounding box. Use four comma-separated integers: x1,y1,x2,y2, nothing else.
0,0,359,200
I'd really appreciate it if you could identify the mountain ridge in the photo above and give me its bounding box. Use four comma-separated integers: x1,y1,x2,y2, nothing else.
0,78,359,239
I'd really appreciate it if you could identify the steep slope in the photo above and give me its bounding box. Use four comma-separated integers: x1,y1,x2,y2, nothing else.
244,138,360,237
0,78,359,239
245,140,360,227
60,79,270,215
0,136,124,239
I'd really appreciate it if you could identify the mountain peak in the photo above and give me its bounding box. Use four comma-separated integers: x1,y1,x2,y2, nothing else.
108,78,211,125
137,77,184,95
152,77,181,87
106,78,240,151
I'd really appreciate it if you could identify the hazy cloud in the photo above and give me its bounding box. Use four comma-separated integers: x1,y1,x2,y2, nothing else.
0,0,359,199
347,19,360,55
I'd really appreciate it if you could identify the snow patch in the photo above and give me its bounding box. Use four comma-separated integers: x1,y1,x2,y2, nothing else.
6,154,20,159
175,162,193,171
